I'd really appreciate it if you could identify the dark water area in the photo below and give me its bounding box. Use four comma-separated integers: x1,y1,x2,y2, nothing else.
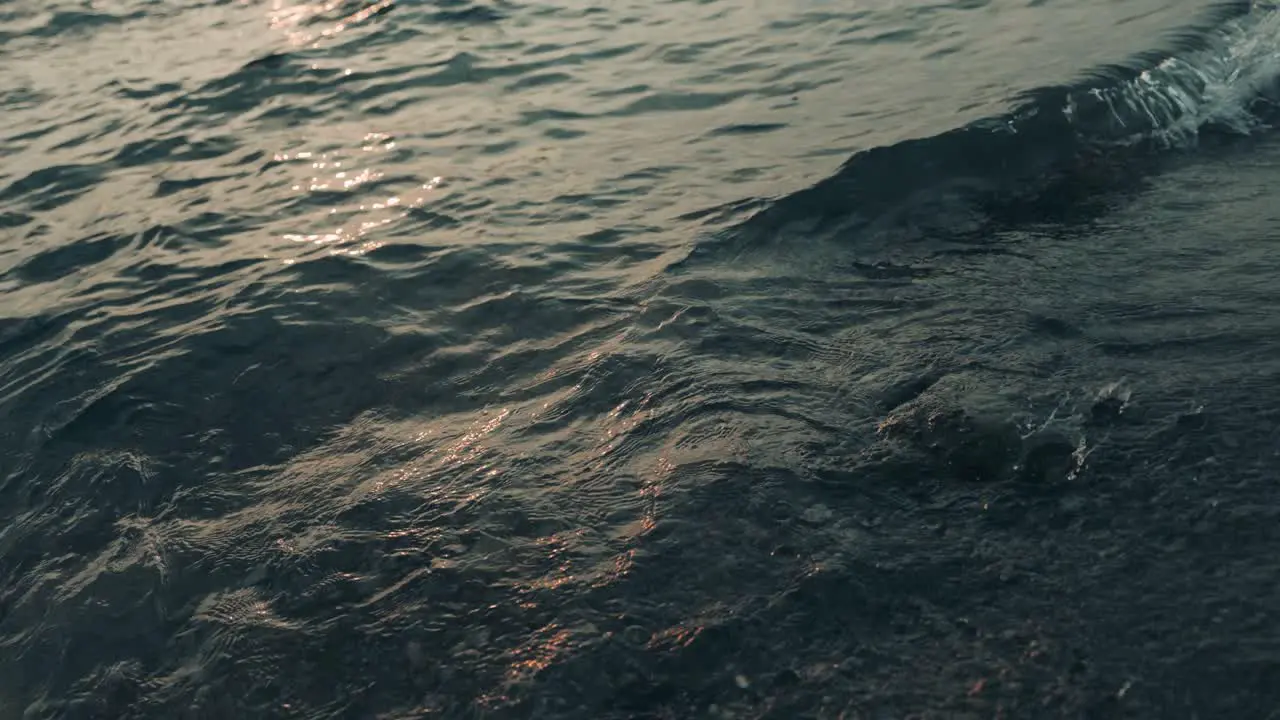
4,0,1280,718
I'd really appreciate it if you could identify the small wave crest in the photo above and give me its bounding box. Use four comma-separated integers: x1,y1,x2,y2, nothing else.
1045,1,1280,146
677,1,1280,263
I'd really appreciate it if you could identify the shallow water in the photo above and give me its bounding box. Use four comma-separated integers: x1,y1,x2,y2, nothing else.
4,1,1280,718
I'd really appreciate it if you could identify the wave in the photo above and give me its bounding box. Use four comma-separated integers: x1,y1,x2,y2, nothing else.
1037,0,1280,145
682,1,1280,258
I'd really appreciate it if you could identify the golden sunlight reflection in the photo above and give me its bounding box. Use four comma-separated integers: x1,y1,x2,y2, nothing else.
275,131,446,260
439,407,512,468
323,406,514,511
261,332,668,650
262,0,396,47
506,623,574,682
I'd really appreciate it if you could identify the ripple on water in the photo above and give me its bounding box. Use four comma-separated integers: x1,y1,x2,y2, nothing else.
3,0,1276,717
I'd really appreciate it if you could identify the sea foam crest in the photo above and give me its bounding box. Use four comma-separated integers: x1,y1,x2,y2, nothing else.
1066,2,1280,146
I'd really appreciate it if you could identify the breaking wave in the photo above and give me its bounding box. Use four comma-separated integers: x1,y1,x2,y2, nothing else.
681,1,1280,258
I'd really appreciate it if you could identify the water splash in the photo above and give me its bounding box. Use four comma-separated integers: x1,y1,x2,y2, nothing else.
1061,3,1280,146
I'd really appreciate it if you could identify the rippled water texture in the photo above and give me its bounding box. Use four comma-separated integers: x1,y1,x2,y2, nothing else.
5,0,1280,718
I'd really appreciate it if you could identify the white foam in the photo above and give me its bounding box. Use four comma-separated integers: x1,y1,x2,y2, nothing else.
1066,2,1280,146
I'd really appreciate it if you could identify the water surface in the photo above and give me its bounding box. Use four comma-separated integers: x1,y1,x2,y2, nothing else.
3,1,1280,718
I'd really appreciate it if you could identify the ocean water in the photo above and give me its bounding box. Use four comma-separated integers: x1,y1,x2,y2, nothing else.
4,0,1280,717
